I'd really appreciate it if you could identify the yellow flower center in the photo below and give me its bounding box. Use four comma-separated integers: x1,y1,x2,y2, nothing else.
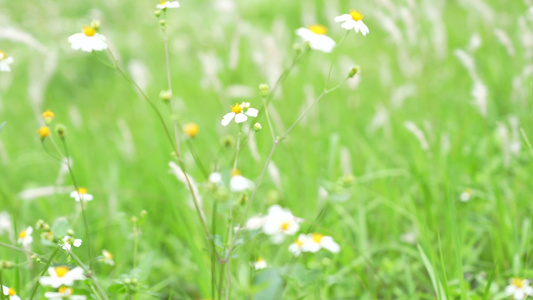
295,239,304,247
8,288,16,296
83,25,96,37
350,10,364,21
308,24,327,35
184,123,200,138
18,230,27,239
0,51,5,60
231,103,242,114
58,286,73,295
512,278,525,288
105,252,113,259
77,188,87,195
54,266,70,278
230,169,241,177
280,222,291,231
312,233,324,243
160,0,167,4
37,126,51,138
257,257,264,263
42,109,55,120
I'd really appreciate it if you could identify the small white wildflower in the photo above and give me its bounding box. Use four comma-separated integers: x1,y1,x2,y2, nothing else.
460,189,473,202
17,226,33,247
39,266,86,288
296,25,336,53
70,188,93,202
221,102,258,126
301,233,340,254
252,257,267,270
61,235,82,251
0,51,14,72
2,286,21,300
229,173,254,192
505,278,533,300
262,205,303,244
156,0,180,9
334,10,369,36
101,250,115,266
44,287,87,300
208,172,223,184
68,23,107,52
288,234,308,257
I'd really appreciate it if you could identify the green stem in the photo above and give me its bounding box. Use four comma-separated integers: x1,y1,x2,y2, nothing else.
29,247,60,300
68,250,109,300
61,138,93,270
0,270,5,300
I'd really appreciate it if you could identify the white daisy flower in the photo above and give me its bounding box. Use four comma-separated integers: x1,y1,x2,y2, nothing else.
70,188,93,202
295,25,336,53
101,250,115,266
288,234,308,257
0,51,14,72
39,266,86,288
156,0,180,9
68,23,107,52
460,189,472,202
301,233,340,254
252,257,267,270
45,287,87,300
334,10,369,36
229,170,254,192
505,278,533,300
0,211,12,235
61,236,82,251
2,286,21,300
262,205,303,244
208,172,223,185
17,226,33,247
221,102,258,126
243,215,267,231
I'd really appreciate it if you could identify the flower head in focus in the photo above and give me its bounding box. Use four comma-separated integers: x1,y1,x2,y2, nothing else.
2,286,20,300
296,25,336,53
252,257,267,270
505,278,533,300
68,21,107,52
44,286,87,299
262,205,303,244
17,226,33,247
70,188,93,202
37,126,51,140
39,266,86,288
0,51,14,72
61,235,82,251
221,102,258,126
156,0,180,9
335,10,369,36
101,250,115,266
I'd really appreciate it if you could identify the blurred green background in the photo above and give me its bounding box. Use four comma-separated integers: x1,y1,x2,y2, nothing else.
1,0,533,298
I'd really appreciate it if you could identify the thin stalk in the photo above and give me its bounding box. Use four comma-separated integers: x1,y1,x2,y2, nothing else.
0,242,47,262
261,96,276,141
224,212,233,300
0,270,5,300
68,250,109,300
133,221,138,269
29,247,60,300
61,138,93,270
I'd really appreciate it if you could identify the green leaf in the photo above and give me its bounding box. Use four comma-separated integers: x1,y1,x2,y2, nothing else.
281,263,320,286
51,218,70,239
253,268,283,300
108,283,126,294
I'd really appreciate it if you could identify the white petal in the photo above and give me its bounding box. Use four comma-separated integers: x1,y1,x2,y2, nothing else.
166,1,180,7
321,236,340,253
234,113,248,123
245,108,258,117
334,14,352,22
230,175,254,192
208,172,223,184
221,112,235,126
341,20,356,30
356,21,369,36
73,239,82,247
270,233,286,244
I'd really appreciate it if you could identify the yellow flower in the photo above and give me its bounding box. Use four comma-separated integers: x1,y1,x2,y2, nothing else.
183,123,199,138
42,109,55,125
37,126,51,139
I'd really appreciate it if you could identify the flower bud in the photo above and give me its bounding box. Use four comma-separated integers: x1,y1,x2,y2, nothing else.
253,123,262,132
221,136,235,148
183,123,199,138
42,109,55,125
131,216,138,223
293,43,302,53
67,229,75,236
348,66,361,78
0,261,14,269
159,90,172,101
140,210,147,218
90,20,101,30
154,10,162,17
55,124,67,139
37,126,51,140
159,20,167,28
259,84,269,97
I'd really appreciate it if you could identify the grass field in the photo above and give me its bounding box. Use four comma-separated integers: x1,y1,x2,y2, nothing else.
1,0,533,299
